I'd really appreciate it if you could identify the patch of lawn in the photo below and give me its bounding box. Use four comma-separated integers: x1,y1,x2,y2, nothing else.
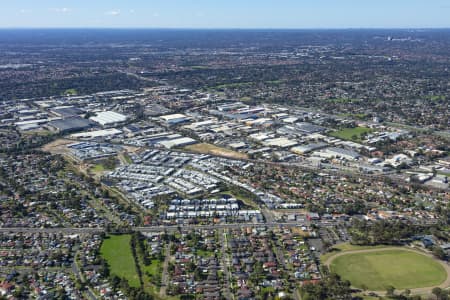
330,249,447,290
218,190,258,209
334,243,388,252
196,249,214,258
100,235,140,288
214,82,253,89
240,97,252,102
122,153,133,164
143,259,162,277
191,65,209,70
63,88,78,95
91,164,105,173
329,126,373,141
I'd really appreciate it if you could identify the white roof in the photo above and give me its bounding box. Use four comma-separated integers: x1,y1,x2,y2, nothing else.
263,137,298,148
70,128,122,138
159,137,197,149
160,113,188,121
90,111,127,126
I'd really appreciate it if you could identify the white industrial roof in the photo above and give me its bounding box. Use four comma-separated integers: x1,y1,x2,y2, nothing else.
159,137,196,149
263,137,298,148
70,128,122,138
160,113,188,121
90,111,127,126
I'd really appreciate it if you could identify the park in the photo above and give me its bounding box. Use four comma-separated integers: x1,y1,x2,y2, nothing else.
325,246,449,293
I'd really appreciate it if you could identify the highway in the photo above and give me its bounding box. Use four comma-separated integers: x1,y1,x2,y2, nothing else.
0,221,308,234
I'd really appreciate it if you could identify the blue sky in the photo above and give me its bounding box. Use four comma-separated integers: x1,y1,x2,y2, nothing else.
1,0,449,29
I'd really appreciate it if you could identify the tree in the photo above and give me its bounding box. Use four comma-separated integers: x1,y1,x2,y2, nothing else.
386,285,395,297
432,246,447,260
300,272,352,300
432,287,443,299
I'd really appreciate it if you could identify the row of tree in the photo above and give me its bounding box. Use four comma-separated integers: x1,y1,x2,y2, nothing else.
349,219,425,245
300,272,352,300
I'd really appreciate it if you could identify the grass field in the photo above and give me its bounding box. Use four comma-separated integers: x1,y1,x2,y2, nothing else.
330,126,373,141
143,259,162,278
91,164,106,173
320,243,388,262
330,249,447,290
218,191,258,209
184,143,248,159
100,235,140,287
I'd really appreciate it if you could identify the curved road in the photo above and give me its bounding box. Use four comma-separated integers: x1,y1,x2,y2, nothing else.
324,246,450,296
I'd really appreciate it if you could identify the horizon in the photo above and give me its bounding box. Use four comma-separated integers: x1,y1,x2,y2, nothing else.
2,1,450,29
1,27,450,31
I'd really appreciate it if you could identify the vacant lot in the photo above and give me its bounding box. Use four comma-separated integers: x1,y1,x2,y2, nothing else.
330,126,373,141
184,143,248,159
100,235,140,287
330,249,447,290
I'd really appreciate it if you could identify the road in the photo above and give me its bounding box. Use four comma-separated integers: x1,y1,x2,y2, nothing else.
220,229,233,300
159,242,172,298
0,220,311,234
72,249,98,300
0,227,104,234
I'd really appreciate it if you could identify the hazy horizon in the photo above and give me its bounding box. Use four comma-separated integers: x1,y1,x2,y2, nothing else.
1,0,450,29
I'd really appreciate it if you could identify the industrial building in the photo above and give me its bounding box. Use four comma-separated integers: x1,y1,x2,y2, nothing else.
48,117,92,133
50,106,84,118
90,111,128,127
160,113,191,125
158,137,197,149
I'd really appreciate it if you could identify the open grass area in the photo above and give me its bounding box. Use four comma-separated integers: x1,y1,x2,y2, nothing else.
184,143,248,159
330,249,447,290
214,82,253,89
91,164,106,173
100,235,140,288
320,243,388,262
329,126,373,141
122,153,133,164
218,190,258,209
63,88,78,95
143,259,162,278
196,249,215,258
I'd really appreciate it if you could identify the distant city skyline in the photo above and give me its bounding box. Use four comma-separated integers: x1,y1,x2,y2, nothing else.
1,0,450,29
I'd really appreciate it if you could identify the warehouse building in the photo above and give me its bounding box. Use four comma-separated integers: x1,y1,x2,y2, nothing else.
90,111,128,127
158,137,197,149
160,113,191,125
48,117,92,133
50,106,85,118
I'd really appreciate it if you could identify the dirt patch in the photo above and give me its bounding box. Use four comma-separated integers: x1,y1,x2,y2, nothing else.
184,143,248,160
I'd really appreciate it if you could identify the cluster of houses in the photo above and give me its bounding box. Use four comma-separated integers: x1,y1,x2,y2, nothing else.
106,150,224,212
0,232,86,299
0,153,108,229
164,197,263,223
168,230,222,299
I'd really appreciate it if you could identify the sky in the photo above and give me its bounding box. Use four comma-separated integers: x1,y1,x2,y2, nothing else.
0,0,449,29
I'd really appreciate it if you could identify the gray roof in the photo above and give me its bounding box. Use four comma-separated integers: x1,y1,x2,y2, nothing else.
51,106,84,117
48,117,92,132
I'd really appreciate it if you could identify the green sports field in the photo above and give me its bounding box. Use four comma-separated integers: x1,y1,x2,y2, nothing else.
329,126,373,141
100,234,140,287
330,249,447,290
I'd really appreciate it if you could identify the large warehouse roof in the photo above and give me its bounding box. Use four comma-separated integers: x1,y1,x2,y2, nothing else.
90,111,127,126
48,117,92,132
158,137,197,149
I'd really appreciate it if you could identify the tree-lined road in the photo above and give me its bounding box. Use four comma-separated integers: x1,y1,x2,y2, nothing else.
0,221,309,234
